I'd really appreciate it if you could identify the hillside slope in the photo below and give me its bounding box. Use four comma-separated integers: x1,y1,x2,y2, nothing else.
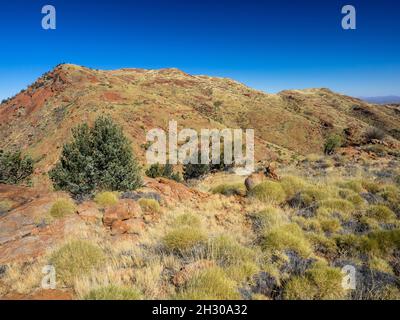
0,64,399,178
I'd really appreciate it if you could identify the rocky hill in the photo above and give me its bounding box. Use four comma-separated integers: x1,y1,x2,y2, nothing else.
1,64,399,185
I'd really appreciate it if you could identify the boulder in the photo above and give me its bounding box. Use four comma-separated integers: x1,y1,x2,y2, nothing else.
245,172,266,191
77,202,102,224
103,199,142,227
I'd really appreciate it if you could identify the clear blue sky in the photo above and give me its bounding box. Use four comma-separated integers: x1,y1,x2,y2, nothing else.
0,0,399,101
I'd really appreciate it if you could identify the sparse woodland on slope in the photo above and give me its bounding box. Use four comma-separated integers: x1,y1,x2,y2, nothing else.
0,64,399,300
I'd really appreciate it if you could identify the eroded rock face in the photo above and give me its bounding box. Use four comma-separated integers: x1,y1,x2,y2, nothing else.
103,199,142,227
77,202,102,224
0,185,72,264
1,289,74,300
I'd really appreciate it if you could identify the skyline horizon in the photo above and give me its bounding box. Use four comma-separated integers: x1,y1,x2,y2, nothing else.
1,0,399,100
1,62,400,103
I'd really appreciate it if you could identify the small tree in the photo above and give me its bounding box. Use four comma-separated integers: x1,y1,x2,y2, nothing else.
183,154,210,180
50,116,142,197
0,149,34,185
145,163,163,179
145,162,182,182
324,134,342,155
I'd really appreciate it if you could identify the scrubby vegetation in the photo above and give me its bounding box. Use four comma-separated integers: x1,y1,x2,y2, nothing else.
94,191,119,207
2,151,400,301
49,116,142,197
0,149,34,185
324,134,342,155
365,127,386,142
211,183,246,196
49,240,105,285
138,198,160,213
49,199,76,218
84,285,142,300
249,181,286,204
175,267,240,300
145,163,182,182
163,227,207,253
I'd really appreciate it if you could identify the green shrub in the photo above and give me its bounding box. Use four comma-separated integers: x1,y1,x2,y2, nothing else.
84,285,142,300
0,149,34,185
175,267,240,300
49,116,142,197
366,205,396,222
145,163,182,182
49,199,76,218
145,163,163,178
249,181,286,204
284,264,345,300
324,134,342,155
183,161,209,181
261,223,312,257
50,240,105,285
94,192,118,207
138,198,160,212
163,227,207,253
211,183,246,196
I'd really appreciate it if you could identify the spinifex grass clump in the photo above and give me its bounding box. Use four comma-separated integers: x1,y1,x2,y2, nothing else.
50,240,105,285
163,227,207,254
85,285,142,300
49,198,76,218
138,198,160,213
249,181,286,204
211,183,246,196
174,267,240,300
94,191,119,207
283,263,346,300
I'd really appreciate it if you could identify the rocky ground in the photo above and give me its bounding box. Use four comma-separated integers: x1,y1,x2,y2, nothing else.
0,147,399,300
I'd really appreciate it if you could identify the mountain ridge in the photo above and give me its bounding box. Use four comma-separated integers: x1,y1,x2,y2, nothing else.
0,64,399,186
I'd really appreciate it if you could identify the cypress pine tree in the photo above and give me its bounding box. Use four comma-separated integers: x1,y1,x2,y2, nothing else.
50,116,142,197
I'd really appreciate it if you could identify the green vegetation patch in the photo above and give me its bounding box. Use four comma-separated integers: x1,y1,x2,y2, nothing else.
163,227,207,253
84,285,142,300
94,191,119,207
175,267,240,300
249,181,286,204
50,240,106,285
261,223,313,258
49,198,76,219
138,198,160,213
283,264,346,300
211,183,246,196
